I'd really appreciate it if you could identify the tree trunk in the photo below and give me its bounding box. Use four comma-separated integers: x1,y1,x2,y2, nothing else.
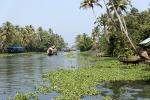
104,25,110,43
121,15,128,32
103,0,120,30
109,0,137,52
91,8,100,51
92,7,97,20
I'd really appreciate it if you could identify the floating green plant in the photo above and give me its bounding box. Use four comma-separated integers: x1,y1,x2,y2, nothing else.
13,52,150,100
42,57,150,99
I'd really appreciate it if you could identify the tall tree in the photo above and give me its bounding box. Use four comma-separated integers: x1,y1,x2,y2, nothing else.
108,0,136,51
97,14,110,43
80,0,103,51
80,0,102,19
0,21,16,49
91,26,100,50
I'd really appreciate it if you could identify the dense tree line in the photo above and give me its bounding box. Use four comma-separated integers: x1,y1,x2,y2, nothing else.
75,33,93,52
76,0,150,57
100,7,150,56
0,21,66,52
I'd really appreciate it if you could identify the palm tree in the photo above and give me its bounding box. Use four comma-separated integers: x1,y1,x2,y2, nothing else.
80,0,103,51
80,0,102,19
97,14,110,43
102,0,120,30
1,21,16,49
80,0,137,52
108,0,130,32
91,26,101,49
108,0,136,51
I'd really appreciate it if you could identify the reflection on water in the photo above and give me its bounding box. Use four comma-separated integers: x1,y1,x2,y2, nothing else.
0,52,150,100
101,81,150,100
83,81,150,100
0,52,80,99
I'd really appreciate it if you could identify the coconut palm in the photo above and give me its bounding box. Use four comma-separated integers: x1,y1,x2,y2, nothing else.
0,21,16,49
108,0,131,31
80,0,102,19
96,14,110,43
102,0,120,30
108,0,136,51
91,26,101,49
80,0,103,51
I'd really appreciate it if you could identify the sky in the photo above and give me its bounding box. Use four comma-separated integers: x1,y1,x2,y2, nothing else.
0,0,149,46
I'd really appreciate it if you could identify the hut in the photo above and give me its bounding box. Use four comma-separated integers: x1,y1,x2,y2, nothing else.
139,38,150,60
118,38,150,64
7,45,25,53
139,37,150,45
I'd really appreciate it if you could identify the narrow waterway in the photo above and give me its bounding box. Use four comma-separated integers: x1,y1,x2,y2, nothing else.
0,52,150,100
0,52,81,99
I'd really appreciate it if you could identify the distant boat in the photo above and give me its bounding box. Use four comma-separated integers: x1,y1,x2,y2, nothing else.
47,46,57,56
7,45,25,53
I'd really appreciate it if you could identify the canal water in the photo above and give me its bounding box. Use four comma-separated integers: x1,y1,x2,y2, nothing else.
0,52,150,100
0,52,81,99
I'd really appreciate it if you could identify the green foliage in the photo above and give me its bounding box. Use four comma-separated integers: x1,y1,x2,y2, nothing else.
37,86,51,94
75,33,93,52
103,96,111,100
13,52,150,100
119,48,134,57
14,93,28,100
0,22,66,52
97,7,150,56
14,92,38,100
42,55,150,99
80,0,150,56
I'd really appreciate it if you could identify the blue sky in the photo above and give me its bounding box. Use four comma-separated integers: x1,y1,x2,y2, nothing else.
0,0,149,46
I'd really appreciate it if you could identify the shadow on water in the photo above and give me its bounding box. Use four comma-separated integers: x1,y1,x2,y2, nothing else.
83,80,150,100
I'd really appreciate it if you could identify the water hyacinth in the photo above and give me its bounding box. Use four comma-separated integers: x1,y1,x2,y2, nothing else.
14,52,150,100
42,57,150,99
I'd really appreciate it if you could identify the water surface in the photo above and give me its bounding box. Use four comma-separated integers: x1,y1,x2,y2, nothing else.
0,52,150,100
0,52,80,99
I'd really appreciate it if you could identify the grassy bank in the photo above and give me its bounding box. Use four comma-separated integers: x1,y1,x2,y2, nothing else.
14,52,150,100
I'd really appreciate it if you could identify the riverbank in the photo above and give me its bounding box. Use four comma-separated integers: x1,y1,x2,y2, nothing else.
14,52,150,100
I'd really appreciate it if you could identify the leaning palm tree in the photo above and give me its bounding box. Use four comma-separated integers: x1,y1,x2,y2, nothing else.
80,0,137,52
108,0,136,51
102,0,120,30
80,0,102,19
108,0,131,32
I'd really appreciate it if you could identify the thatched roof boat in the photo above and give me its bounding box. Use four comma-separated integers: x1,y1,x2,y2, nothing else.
47,46,57,56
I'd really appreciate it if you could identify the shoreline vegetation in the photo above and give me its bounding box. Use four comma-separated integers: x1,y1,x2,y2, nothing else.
0,21,66,53
0,0,149,100
13,51,150,100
